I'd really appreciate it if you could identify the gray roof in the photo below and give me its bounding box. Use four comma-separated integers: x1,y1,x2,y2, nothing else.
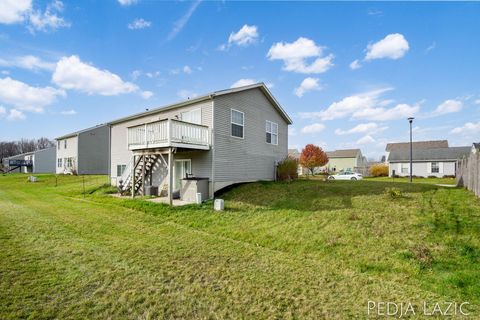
326,149,361,158
107,83,292,126
56,123,109,140
388,146,471,162
288,149,300,158
386,140,448,152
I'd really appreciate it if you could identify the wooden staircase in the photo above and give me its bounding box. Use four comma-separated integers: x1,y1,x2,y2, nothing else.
120,154,161,195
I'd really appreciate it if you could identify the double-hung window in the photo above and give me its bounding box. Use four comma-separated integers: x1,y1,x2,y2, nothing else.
266,120,278,145
231,109,244,138
431,162,439,173
57,158,62,168
117,164,127,177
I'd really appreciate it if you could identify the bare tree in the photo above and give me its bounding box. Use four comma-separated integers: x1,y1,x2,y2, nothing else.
36,137,55,150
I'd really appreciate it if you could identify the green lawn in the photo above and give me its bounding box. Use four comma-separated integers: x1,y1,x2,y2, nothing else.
1,174,479,318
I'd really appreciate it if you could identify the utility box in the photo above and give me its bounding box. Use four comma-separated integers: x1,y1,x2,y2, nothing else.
214,199,224,211
145,186,158,196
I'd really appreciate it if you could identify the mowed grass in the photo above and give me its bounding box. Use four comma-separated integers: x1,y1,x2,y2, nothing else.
0,174,479,319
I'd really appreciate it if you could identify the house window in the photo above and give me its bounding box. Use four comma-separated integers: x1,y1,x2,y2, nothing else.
431,162,439,173
181,108,201,124
57,141,60,150
266,120,278,145
64,140,67,149
57,158,62,168
401,163,409,174
231,109,244,138
117,164,127,177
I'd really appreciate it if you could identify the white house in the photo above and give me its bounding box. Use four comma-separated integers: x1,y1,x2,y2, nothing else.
384,140,449,163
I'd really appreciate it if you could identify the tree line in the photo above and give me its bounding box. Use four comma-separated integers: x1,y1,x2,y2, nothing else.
0,138,55,162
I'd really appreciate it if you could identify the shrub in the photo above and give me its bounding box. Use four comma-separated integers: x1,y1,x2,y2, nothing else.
384,187,403,199
443,175,456,179
369,164,389,177
277,156,298,181
427,175,438,179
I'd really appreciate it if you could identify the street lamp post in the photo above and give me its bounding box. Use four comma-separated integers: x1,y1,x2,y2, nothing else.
408,117,414,183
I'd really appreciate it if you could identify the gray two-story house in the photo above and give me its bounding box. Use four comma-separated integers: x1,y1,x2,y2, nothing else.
109,83,292,203
55,124,110,175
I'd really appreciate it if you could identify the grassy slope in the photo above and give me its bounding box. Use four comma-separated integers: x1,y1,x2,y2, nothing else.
0,174,479,319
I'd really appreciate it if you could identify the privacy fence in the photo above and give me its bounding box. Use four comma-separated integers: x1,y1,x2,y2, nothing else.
456,153,480,197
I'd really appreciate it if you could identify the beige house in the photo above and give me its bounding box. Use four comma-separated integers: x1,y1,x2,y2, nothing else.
322,149,366,173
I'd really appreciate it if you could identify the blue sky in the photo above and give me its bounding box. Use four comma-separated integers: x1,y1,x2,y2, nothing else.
1,0,479,159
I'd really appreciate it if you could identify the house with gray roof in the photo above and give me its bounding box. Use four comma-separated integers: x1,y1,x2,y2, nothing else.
3,147,56,174
55,124,110,175
109,83,292,203
322,149,366,173
388,146,471,177
385,140,449,163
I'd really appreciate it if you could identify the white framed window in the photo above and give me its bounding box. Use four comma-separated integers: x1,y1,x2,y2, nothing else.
181,108,201,124
231,109,244,138
431,162,439,173
57,158,62,168
266,120,278,145
117,164,126,177
401,163,409,174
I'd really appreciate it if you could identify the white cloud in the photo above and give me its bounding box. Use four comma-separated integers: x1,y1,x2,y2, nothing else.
140,90,153,99
451,122,480,134
301,123,325,134
177,89,198,100
294,77,321,97
183,65,192,74
170,65,193,75
167,0,201,41
335,122,387,135
0,106,6,116
128,18,151,30
299,88,419,122
0,55,55,72
365,33,409,61
349,59,361,70
267,37,334,74
433,99,463,115
0,77,65,112
28,1,70,33
52,55,138,96
231,78,257,88
60,109,76,115
357,135,375,145
7,109,26,121
0,0,31,24
118,0,137,6
474,99,480,105
223,24,258,49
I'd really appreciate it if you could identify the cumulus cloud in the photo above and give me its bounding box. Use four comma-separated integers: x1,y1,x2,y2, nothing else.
219,24,259,50
335,122,388,135
451,122,480,134
349,59,361,70
183,65,192,74
0,0,31,24
357,135,375,145
267,37,334,74
170,65,194,75
0,77,65,112
7,109,26,121
299,88,419,121
475,99,480,105
118,0,138,6
231,78,257,88
433,99,463,115
140,90,153,99
301,123,325,134
0,55,55,71
60,109,76,115
294,77,321,97
128,18,151,30
0,106,6,116
365,33,409,61
52,55,138,96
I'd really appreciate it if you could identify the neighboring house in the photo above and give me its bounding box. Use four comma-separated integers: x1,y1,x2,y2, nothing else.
109,83,292,202
384,140,448,163
55,124,110,175
322,149,366,173
3,147,56,174
472,143,480,154
288,148,303,176
388,146,471,177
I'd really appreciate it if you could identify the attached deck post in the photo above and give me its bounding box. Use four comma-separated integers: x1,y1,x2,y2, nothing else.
131,154,135,198
168,148,173,206
141,155,146,196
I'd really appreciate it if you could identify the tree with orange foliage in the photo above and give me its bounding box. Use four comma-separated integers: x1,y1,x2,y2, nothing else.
300,144,329,176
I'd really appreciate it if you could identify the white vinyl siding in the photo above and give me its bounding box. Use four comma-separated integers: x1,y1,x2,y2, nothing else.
181,108,201,124
231,109,244,138
266,120,278,145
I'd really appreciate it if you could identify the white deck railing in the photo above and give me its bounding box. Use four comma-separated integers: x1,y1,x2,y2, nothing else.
127,119,209,150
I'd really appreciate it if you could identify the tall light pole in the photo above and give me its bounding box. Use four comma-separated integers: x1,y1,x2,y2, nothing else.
408,117,414,183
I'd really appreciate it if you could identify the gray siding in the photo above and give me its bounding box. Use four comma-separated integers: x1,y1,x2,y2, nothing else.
389,161,456,177
77,125,110,175
33,148,56,173
212,88,288,189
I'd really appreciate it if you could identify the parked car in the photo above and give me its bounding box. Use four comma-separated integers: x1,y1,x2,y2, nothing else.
328,171,363,180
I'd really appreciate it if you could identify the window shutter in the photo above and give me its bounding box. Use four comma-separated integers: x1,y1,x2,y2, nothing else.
427,162,432,174
439,162,444,174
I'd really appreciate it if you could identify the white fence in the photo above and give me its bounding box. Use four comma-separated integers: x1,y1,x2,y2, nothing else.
456,153,480,197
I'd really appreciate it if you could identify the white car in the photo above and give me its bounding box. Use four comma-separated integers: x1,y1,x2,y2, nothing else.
328,171,363,181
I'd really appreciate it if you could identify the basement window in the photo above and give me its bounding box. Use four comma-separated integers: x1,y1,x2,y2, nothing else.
117,164,127,177
231,109,244,139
